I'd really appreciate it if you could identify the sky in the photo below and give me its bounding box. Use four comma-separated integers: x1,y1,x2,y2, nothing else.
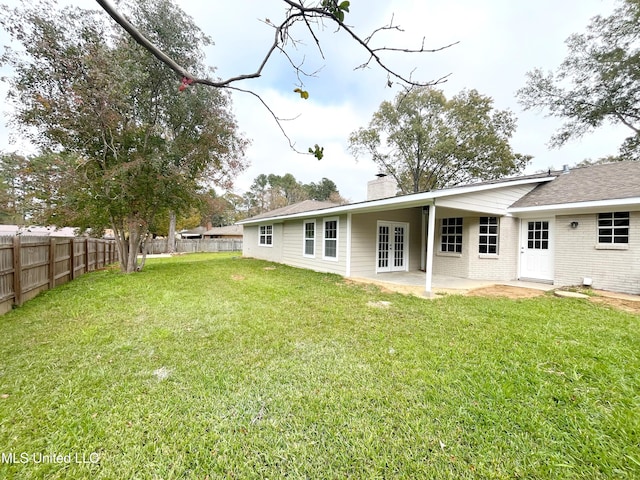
0,0,629,202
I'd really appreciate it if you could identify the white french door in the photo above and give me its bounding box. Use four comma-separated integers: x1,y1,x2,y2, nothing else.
377,222,408,273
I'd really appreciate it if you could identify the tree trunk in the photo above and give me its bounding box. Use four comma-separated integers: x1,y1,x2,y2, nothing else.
138,233,148,271
112,219,145,273
125,225,139,273
167,210,176,254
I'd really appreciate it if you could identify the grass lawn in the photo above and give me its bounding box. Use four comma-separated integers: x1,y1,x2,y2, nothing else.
0,253,638,479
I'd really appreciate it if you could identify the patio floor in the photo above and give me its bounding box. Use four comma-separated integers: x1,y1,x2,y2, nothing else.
349,270,556,297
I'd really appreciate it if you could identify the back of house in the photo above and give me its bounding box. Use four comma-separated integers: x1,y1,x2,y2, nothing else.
239,162,640,295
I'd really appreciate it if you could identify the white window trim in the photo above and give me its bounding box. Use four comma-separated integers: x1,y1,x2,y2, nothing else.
259,224,273,247
478,216,499,256
595,243,629,251
478,254,500,259
440,217,463,254
303,219,316,258
597,212,629,246
323,217,339,261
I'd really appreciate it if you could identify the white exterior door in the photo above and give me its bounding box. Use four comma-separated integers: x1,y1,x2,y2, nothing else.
520,219,554,282
377,222,408,273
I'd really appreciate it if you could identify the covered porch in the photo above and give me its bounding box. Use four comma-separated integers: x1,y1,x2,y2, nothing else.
349,270,556,297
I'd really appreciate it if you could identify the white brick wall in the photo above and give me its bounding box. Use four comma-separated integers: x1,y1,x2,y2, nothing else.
555,211,640,294
432,215,519,281
366,176,398,200
468,216,519,281
433,216,469,278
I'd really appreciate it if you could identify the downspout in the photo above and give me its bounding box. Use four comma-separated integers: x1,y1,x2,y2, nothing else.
345,212,352,277
425,201,436,296
517,217,523,280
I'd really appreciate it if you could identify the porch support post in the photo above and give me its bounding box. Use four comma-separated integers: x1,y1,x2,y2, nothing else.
420,208,426,270
425,203,436,296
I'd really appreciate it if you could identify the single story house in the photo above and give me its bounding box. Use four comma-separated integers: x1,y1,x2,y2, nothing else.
0,225,78,237
178,226,207,239
238,162,640,295
203,225,244,240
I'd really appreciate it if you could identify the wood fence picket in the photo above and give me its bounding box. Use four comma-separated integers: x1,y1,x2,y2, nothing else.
0,236,117,315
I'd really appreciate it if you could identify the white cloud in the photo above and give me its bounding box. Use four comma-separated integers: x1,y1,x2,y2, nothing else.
230,88,375,201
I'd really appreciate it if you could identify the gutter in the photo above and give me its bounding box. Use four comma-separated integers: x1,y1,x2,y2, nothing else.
509,197,640,215
238,176,555,226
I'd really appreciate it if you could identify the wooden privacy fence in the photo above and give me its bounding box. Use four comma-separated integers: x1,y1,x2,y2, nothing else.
0,236,117,315
145,238,243,254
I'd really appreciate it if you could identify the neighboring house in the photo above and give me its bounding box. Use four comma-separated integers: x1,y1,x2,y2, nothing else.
178,226,207,239
203,225,244,240
238,162,640,295
0,225,77,237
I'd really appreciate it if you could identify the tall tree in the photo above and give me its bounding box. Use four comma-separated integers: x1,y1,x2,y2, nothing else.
349,87,530,193
197,190,245,227
0,152,33,224
268,173,307,207
517,0,640,160
305,177,340,201
244,173,343,216
248,174,270,214
1,0,248,272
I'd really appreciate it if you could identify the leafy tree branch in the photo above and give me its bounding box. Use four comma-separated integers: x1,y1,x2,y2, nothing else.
517,0,639,161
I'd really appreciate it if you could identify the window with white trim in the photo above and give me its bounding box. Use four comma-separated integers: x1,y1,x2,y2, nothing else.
598,212,629,244
440,217,463,253
479,216,499,254
323,218,338,260
303,220,315,257
527,221,550,250
259,225,273,246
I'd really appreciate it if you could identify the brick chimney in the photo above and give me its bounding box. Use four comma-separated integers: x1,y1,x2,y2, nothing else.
367,174,398,201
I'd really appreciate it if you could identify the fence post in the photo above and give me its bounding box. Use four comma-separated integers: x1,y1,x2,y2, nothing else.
84,238,89,273
12,236,22,307
49,237,56,289
70,238,75,280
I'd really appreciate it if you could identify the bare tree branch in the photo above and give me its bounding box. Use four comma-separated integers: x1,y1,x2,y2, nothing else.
96,0,453,88
95,0,457,155
226,86,305,154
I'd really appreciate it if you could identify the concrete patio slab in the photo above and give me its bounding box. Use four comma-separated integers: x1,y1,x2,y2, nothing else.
349,270,556,297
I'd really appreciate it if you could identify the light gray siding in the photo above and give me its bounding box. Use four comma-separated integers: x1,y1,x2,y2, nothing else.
242,223,284,263
280,215,348,275
350,208,422,277
554,211,640,294
439,184,538,213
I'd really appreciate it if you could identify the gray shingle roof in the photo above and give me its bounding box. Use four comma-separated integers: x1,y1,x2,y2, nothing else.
244,200,339,221
203,225,243,236
511,161,640,208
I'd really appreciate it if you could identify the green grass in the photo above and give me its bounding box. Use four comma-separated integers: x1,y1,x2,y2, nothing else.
0,253,638,479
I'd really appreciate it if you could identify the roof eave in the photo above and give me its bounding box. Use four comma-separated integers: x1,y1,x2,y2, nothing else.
238,176,554,225
509,197,640,216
